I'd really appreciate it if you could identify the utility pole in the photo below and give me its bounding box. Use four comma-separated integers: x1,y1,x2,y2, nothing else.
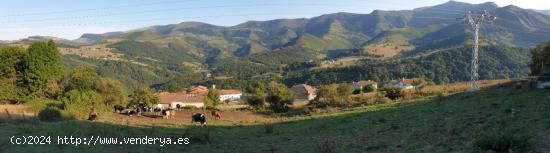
458,10,496,92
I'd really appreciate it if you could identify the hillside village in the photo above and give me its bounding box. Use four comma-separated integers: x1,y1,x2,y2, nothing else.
153,78,421,110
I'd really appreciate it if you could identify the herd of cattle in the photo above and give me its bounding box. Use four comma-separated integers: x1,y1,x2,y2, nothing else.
112,105,220,126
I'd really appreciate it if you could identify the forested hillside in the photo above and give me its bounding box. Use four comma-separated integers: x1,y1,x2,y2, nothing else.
284,45,530,85
6,1,550,90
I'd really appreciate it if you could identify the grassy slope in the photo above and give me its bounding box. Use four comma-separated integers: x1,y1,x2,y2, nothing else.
1,88,549,152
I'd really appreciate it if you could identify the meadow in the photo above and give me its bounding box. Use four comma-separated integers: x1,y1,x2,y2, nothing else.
1,87,549,153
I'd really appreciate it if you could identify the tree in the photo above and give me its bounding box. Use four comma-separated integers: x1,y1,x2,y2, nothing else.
411,78,426,93
23,40,64,95
246,81,267,108
380,87,403,100
265,81,293,112
530,42,550,75
204,88,220,108
67,67,97,91
0,46,25,101
362,84,377,93
128,87,160,108
93,78,126,105
311,84,352,107
62,89,104,119
0,46,25,79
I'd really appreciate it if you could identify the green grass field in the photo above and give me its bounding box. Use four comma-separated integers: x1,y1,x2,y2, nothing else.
1,88,549,153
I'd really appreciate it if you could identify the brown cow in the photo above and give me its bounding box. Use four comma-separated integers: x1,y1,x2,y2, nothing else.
170,110,176,119
211,110,221,120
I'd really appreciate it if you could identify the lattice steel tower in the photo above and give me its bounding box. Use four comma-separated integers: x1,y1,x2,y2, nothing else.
458,10,496,91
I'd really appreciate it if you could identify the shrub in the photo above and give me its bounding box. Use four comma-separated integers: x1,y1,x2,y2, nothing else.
352,89,361,95
362,84,377,93
266,82,293,112
38,107,62,122
372,92,392,104
62,89,107,119
183,105,198,110
475,128,532,152
380,87,403,100
311,84,353,107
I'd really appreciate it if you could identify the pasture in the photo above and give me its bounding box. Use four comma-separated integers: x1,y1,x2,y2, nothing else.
1,87,549,152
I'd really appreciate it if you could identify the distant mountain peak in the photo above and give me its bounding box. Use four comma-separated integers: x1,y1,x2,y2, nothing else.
502,5,522,10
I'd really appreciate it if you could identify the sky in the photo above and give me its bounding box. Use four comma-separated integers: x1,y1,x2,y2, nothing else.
0,0,548,40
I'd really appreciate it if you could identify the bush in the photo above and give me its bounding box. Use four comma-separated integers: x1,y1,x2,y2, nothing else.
38,107,62,122
183,105,198,110
311,84,353,108
62,89,107,119
352,89,361,95
362,84,377,93
373,92,392,104
475,128,532,152
380,87,403,100
266,82,293,112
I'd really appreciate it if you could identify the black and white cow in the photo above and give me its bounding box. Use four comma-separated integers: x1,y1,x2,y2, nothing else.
114,105,125,113
191,113,207,126
162,109,171,119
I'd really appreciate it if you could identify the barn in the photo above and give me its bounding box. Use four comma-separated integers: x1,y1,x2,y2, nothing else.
219,90,242,102
157,92,204,109
291,84,317,101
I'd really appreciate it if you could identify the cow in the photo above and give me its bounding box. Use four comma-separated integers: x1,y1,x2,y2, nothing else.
211,110,221,120
170,110,176,119
191,113,207,126
162,109,171,119
114,105,125,113
88,108,99,122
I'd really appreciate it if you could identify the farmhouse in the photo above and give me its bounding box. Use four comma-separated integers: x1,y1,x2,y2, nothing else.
352,80,378,90
156,92,204,109
188,85,209,94
537,73,550,89
385,78,414,90
219,90,242,102
291,84,317,101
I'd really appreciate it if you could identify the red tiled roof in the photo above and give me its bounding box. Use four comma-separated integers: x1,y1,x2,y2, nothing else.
189,85,209,94
356,80,377,86
292,84,317,94
403,79,414,85
157,92,204,104
220,90,242,95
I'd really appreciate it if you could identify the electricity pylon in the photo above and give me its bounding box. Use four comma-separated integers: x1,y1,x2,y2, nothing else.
458,10,496,92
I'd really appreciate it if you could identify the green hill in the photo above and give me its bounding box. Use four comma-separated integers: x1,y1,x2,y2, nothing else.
285,44,530,85
9,1,550,90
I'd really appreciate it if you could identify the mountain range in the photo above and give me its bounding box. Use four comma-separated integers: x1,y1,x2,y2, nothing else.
538,9,550,16
4,1,550,90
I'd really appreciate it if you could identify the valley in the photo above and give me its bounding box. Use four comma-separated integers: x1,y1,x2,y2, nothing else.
1,1,550,153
